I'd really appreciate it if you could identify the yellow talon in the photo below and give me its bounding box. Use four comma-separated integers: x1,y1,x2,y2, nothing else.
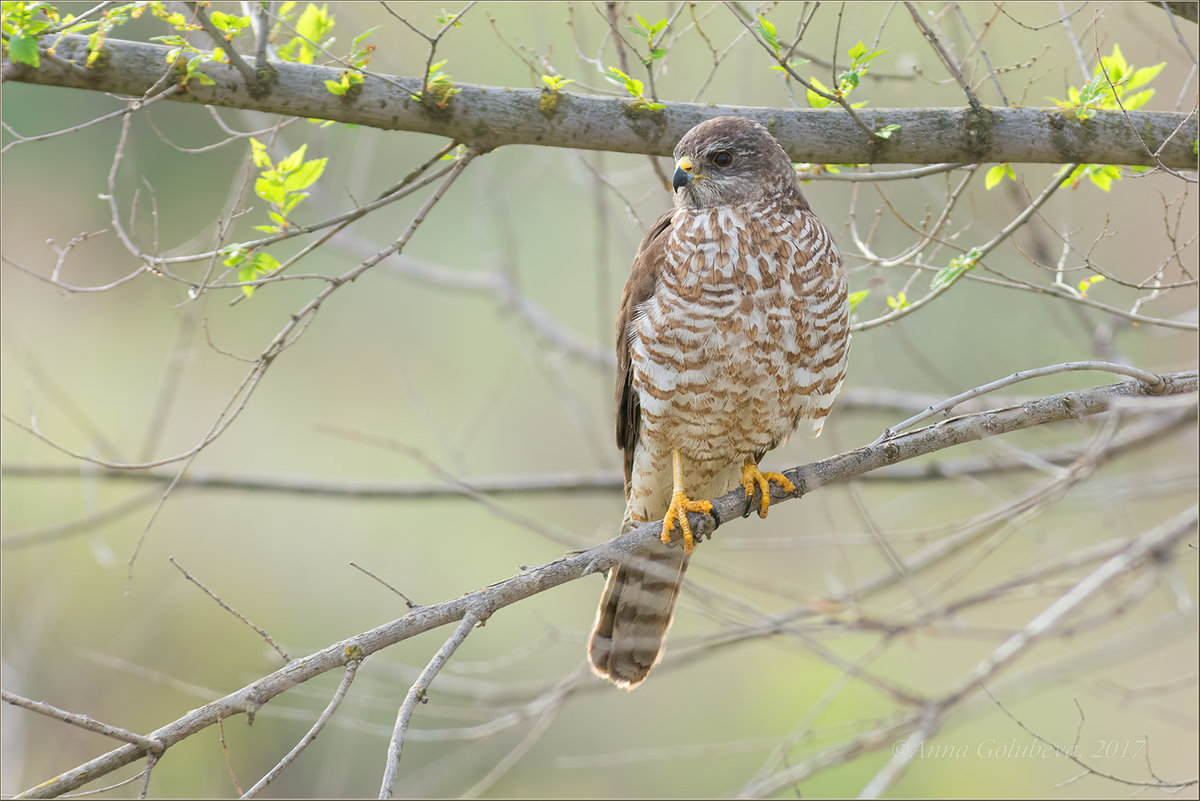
661,448,713,554
662,490,713,554
742,460,795,519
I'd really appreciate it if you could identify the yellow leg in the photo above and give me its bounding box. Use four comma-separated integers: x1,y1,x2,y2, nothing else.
661,448,713,554
741,459,795,519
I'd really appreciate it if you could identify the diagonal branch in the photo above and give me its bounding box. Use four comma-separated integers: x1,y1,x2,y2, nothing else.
11,370,1196,799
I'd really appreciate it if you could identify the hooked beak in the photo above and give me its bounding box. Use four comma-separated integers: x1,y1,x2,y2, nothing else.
672,155,696,192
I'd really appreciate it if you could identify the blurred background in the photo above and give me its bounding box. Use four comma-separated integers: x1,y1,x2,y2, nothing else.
2,2,1196,797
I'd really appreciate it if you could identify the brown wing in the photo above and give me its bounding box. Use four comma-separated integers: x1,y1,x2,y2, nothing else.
615,210,673,495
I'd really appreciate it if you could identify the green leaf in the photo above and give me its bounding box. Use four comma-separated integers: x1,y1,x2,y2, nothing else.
930,248,981,290
6,32,40,66
249,138,272,169
252,252,280,272
985,163,1013,190
209,11,250,37
756,14,779,51
541,74,573,90
237,251,280,297
1126,62,1165,92
1121,88,1154,111
296,3,334,42
847,289,869,313
1086,164,1121,191
1101,43,1127,80
238,267,258,295
283,2,334,64
1077,274,1106,295
281,192,308,215
284,158,326,192
875,124,900,139
352,25,379,47
324,77,346,95
847,40,867,60
648,47,665,60
277,145,307,173
806,76,832,108
222,247,248,267
255,178,286,204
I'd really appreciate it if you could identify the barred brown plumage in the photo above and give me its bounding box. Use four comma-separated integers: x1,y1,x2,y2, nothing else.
587,117,851,689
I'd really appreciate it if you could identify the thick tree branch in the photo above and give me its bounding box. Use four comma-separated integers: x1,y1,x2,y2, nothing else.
12,369,1195,799
4,34,1196,167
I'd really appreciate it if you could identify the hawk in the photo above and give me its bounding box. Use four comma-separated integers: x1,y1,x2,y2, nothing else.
587,117,850,689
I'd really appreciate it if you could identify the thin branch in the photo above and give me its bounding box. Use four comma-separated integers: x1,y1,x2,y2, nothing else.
983,685,1199,790
242,659,362,798
904,1,984,113
872,360,1167,444
803,162,970,181
169,558,290,662
380,609,483,798
1,689,164,754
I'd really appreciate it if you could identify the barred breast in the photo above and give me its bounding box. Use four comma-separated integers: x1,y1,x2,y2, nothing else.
625,192,849,521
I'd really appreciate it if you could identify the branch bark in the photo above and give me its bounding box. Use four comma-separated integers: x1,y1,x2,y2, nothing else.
4,34,1196,167
12,369,1196,799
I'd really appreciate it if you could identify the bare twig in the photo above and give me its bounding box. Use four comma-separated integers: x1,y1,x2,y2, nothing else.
169,558,290,662
904,1,984,113
982,685,1199,790
873,360,1166,444
242,659,362,798
1,689,164,754
380,609,484,798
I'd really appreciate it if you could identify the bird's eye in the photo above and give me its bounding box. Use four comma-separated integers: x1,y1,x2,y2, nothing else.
711,150,733,168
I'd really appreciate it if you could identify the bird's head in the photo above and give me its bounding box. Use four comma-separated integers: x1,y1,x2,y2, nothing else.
670,116,798,209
